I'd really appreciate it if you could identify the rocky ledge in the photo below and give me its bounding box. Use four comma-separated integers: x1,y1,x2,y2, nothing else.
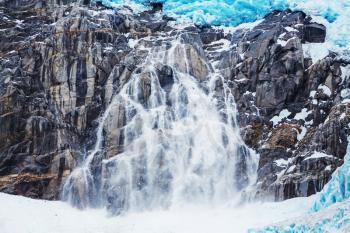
0,0,350,201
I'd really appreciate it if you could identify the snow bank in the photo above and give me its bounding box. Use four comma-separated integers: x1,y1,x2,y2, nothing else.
0,193,313,233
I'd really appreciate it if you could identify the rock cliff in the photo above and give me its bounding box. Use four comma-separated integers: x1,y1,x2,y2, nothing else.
0,0,349,203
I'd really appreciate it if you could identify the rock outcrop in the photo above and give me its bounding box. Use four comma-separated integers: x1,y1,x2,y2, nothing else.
0,0,129,199
0,0,350,203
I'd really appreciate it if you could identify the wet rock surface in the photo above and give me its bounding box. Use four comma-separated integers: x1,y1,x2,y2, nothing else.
0,0,349,202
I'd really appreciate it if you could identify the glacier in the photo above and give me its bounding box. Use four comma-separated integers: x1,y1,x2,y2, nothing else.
98,0,350,51
312,137,350,212
98,0,289,26
249,201,350,233
250,135,350,232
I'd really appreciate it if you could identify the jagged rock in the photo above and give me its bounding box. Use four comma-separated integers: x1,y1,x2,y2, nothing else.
0,0,131,199
241,122,265,149
0,0,349,205
267,124,300,149
171,34,210,81
210,9,348,200
303,23,326,43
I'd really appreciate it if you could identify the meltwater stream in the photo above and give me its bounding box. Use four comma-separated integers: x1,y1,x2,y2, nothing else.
62,36,258,214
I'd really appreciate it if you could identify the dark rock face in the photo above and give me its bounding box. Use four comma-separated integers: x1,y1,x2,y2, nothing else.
215,11,349,200
0,0,131,199
203,9,349,200
0,0,349,203
303,23,326,43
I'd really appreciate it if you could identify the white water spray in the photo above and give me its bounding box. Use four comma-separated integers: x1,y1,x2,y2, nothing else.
62,35,258,213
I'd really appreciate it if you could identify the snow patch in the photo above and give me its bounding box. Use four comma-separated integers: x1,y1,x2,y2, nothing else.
274,159,289,167
128,38,138,48
341,66,350,81
297,126,307,141
304,151,334,161
286,165,296,173
302,43,329,63
341,88,350,99
294,108,311,121
277,39,287,47
318,84,332,97
309,90,316,98
270,109,291,126
215,20,264,34
285,26,298,32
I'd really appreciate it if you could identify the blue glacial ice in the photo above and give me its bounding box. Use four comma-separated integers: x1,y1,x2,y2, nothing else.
98,0,350,52
312,136,350,212
248,201,350,233
97,0,344,26
250,136,350,233
98,0,288,26
288,0,350,53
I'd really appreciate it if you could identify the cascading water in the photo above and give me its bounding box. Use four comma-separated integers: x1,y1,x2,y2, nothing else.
62,34,258,214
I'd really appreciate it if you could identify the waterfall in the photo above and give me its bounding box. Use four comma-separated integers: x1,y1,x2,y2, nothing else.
62,35,258,214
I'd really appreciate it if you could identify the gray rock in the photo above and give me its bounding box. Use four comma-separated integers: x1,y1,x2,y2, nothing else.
0,0,349,206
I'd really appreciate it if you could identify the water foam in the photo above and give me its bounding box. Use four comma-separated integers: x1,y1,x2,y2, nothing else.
62,34,258,214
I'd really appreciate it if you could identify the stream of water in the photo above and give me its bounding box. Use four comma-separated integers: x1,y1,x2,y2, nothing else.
62,36,258,214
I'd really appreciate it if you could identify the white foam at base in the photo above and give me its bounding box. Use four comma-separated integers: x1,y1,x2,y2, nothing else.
0,193,314,233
